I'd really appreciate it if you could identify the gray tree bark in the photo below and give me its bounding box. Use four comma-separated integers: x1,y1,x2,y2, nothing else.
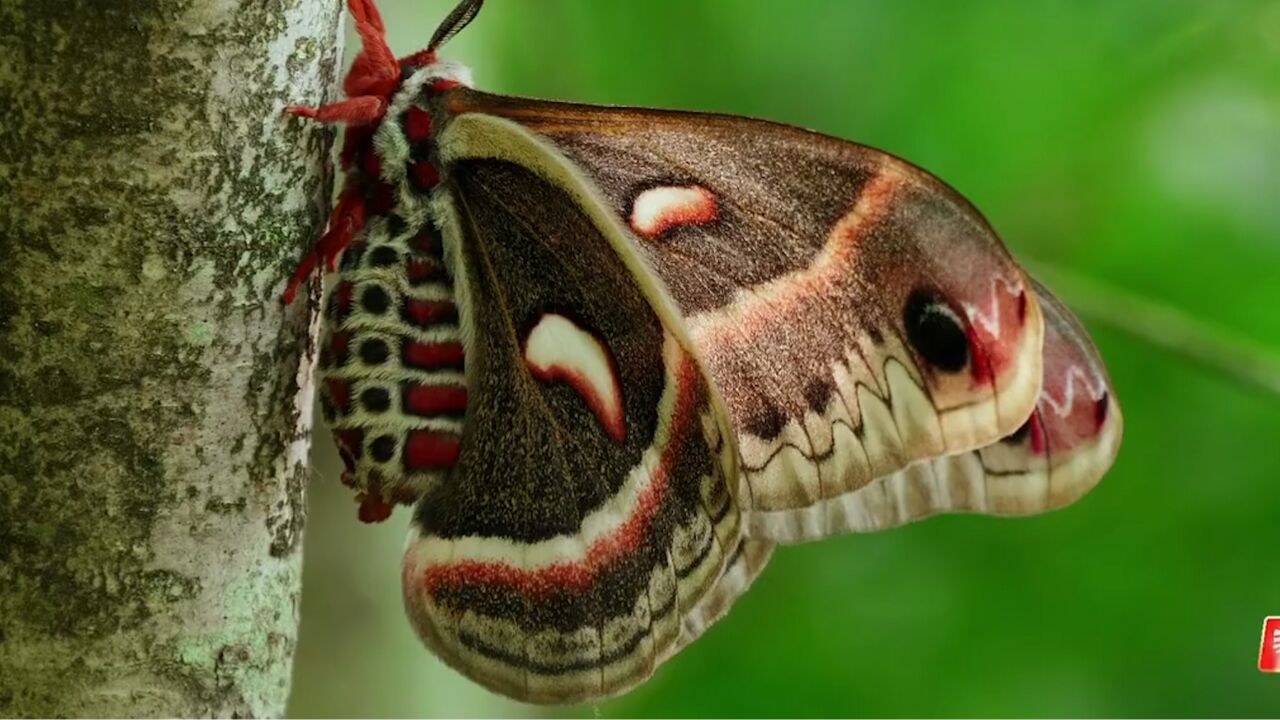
0,0,343,716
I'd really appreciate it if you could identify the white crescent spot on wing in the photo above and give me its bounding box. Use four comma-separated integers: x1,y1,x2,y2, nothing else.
524,313,626,442
629,185,718,238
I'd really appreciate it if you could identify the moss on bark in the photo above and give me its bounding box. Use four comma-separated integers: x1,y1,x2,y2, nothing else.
0,0,342,715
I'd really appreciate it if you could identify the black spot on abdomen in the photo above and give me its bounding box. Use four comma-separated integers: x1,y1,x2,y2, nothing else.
370,435,396,463
360,339,389,365
361,285,390,315
361,387,391,413
368,246,399,267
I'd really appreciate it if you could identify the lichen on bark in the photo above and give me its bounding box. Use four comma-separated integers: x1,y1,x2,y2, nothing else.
0,0,343,716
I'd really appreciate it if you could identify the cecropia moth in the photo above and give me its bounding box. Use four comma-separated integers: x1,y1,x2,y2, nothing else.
284,0,1122,704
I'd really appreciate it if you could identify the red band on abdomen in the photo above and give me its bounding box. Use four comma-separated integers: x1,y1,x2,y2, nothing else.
405,430,462,470
405,385,468,415
403,341,465,370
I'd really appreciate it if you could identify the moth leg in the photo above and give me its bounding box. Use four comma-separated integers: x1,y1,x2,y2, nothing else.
285,96,387,126
281,188,367,304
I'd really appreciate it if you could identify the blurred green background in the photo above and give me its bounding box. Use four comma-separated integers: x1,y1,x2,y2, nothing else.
288,1,1280,716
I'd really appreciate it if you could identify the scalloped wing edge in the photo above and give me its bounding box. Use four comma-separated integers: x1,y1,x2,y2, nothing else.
742,278,1121,542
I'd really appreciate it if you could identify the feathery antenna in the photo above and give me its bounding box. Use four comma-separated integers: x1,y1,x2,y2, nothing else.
430,0,485,52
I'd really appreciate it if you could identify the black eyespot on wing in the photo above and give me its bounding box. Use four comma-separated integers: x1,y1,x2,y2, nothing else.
361,387,391,413
369,246,399,267
904,288,969,373
370,435,396,463
361,285,390,314
360,339,389,365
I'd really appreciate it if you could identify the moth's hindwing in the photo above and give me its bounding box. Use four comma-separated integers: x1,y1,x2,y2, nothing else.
401,116,760,704
444,89,1065,541
962,279,1121,515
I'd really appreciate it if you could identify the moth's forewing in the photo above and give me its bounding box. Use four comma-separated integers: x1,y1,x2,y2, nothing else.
444,89,1055,540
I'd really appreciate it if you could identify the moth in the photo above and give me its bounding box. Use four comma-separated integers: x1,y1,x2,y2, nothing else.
285,0,1123,705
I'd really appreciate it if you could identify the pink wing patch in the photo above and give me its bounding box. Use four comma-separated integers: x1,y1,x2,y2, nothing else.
524,314,627,443
961,275,1030,387
629,185,719,238
1033,318,1114,457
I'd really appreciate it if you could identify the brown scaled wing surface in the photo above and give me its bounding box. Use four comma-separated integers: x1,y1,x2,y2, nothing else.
403,152,751,703
446,88,1058,541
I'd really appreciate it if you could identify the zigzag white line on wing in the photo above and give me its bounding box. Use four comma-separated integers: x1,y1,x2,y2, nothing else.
738,348,957,469
737,352,945,515
962,274,1024,338
745,386,1123,542
1039,364,1106,418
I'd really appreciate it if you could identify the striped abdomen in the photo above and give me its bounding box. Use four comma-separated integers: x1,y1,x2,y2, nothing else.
318,214,466,522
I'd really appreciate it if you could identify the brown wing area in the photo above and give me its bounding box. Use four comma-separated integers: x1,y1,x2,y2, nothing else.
443,89,1047,536
743,280,1122,540
401,155,757,703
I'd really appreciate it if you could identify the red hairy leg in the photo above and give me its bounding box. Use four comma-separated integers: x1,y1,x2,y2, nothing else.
286,96,387,126
349,0,386,31
346,0,399,97
340,126,376,170
281,189,368,304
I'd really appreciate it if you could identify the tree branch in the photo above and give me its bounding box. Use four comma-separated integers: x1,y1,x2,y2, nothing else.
0,1,342,715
